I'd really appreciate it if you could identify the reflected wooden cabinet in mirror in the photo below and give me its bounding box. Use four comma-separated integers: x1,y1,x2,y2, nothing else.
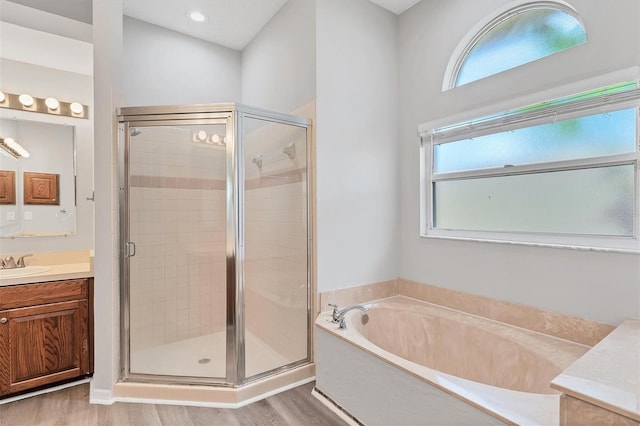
23,172,60,205
0,278,93,398
0,171,16,204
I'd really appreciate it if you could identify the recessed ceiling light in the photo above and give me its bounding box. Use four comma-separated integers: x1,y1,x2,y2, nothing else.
188,11,208,23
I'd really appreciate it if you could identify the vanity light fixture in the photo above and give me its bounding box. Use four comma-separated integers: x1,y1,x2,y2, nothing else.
188,11,208,22
18,93,34,107
45,97,60,110
0,90,88,119
70,102,84,114
0,137,30,158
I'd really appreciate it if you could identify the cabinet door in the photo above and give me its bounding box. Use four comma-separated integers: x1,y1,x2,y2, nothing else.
0,300,89,396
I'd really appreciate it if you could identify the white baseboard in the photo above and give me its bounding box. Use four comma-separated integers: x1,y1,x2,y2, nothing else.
89,380,115,405
111,376,316,408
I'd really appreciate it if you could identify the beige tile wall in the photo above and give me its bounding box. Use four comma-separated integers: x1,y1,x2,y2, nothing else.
127,121,312,373
245,181,309,370
128,128,227,352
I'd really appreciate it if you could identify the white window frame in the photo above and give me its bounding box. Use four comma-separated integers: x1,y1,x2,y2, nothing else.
443,0,587,90
419,83,640,252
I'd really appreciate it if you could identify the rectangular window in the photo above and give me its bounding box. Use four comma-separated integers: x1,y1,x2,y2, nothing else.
420,83,640,250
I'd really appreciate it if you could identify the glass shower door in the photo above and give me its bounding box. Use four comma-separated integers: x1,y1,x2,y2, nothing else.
242,117,310,379
124,121,228,380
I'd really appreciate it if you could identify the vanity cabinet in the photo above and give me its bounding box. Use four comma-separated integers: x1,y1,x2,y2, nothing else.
0,278,93,397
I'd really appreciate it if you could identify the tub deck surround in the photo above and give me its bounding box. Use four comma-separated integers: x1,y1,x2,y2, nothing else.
551,319,640,424
0,250,93,286
322,279,615,347
397,279,615,347
315,296,590,425
318,280,398,313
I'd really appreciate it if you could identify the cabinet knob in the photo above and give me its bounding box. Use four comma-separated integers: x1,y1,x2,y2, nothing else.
0,318,7,324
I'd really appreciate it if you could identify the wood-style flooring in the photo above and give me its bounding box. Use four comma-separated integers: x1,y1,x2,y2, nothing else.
0,381,347,426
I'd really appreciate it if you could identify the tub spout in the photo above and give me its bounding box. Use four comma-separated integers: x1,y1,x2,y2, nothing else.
329,304,369,330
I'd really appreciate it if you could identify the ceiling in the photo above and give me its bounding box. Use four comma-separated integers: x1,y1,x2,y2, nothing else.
123,0,289,51
6,0,92,24
369,0,421,15
6,0,422,51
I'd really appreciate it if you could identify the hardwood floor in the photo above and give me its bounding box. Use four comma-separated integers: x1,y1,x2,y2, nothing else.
0,381,348,426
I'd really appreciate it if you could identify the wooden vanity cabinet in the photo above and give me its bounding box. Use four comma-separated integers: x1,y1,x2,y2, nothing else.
0,278,93,398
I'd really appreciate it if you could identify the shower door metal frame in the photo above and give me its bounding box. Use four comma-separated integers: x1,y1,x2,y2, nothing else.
117,103,313,388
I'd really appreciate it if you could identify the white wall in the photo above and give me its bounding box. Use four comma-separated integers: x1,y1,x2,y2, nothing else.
0,22,94,254
122,17,241,106
397,0,640,324
91,0,123,401
316,0,399,291
241,0,316,113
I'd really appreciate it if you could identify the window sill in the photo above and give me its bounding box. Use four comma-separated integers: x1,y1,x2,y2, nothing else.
420,233,640,255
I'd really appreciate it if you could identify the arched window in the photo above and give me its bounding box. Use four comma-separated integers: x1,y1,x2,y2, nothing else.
446,2,587,89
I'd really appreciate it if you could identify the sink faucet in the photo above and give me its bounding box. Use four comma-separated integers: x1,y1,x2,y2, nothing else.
17,254,32,267
2,256,16,269
1,254,32,269
328,303,369,330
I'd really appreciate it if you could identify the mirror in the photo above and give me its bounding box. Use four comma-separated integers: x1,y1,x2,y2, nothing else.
0,118,76,237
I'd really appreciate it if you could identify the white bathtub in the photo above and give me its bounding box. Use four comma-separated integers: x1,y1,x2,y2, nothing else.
315,296,589,425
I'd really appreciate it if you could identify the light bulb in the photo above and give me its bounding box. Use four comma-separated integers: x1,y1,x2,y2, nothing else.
189,11,208,22
45,97,60,110
196,130,207,141
211,134,221,144
0,91,5,103
70,102,84,114
18,94,34,107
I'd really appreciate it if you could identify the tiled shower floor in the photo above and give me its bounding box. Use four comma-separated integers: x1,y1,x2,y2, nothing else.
130,331,288,379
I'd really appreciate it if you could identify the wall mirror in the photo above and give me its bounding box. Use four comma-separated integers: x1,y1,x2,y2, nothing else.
0,117,76,237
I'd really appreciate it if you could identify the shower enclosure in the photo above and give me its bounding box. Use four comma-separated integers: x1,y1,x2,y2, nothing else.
118,104,312,387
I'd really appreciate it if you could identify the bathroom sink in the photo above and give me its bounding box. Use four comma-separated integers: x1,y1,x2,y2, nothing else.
0,266,50,279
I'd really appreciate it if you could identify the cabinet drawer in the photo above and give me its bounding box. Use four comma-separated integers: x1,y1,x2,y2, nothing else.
0,279,87,310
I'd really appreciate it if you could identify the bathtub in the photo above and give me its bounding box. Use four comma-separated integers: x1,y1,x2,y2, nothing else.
315,296,590,425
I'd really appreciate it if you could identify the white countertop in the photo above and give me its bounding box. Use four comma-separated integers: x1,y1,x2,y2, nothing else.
551,319,640,421
0,262,93,286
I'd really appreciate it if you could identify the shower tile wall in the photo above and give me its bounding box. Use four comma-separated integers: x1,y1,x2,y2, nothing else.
244,121,309,372
126,120,309,374
129,127,227,351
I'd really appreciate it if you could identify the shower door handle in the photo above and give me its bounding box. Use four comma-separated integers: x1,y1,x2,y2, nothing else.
126,241,136,258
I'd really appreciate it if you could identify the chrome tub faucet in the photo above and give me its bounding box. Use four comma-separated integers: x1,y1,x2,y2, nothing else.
328,303,369,330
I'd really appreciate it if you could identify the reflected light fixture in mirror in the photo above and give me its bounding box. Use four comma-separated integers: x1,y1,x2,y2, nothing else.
211,134,226,146
0,90,88,119
0,137,30,158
